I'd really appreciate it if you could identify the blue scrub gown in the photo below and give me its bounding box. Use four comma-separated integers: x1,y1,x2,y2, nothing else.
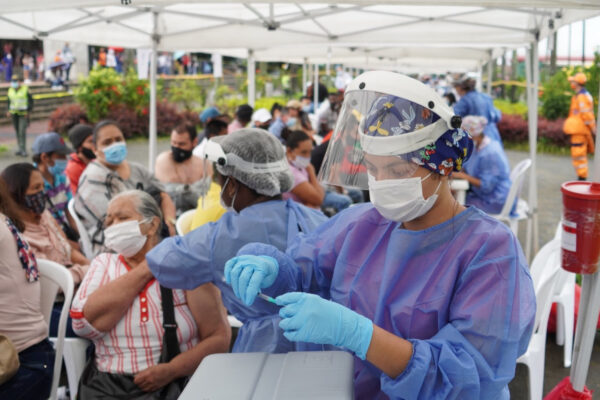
454,91,503,143
239,205,536,399
463,137,512,214
146,199,328,353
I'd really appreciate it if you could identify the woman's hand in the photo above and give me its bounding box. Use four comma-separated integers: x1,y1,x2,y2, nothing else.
276,292,373,359
134,363,175,392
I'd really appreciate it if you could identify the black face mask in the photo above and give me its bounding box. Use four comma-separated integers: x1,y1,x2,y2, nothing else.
171,146,193,163
24,191,47,215
81,147,96,160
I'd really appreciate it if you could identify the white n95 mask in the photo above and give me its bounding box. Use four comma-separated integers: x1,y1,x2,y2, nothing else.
368,172,441,223
104,219,150,257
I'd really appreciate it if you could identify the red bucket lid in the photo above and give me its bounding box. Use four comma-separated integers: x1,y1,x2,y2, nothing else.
561,181,600,200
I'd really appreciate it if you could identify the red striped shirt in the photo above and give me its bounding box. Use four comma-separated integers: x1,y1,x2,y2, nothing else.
70,253,199,375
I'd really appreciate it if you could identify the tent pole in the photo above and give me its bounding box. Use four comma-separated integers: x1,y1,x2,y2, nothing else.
313,63,319,110
486,51,493,96
476,62,483,92
148,10,158,173
524,42,539,262
302,58,308,95
531,41,539,257
247,49,255,108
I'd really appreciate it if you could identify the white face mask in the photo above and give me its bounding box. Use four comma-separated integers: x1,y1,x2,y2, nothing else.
291,155,311,169
368,172,442,223
104,218,151,257
219,177,239,214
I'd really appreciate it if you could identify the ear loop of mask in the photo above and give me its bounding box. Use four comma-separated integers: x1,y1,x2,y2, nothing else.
221,177,239,212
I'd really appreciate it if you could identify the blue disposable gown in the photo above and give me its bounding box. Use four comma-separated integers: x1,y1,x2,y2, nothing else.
239,205,535,400
463,137,512,214
146,199,328,353
454,91,502,143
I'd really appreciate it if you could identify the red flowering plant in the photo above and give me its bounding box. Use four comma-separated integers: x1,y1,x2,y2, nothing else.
121,69,149,115
74,67,124,121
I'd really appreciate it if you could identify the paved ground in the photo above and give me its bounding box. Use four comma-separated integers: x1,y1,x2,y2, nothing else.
1,122,599,397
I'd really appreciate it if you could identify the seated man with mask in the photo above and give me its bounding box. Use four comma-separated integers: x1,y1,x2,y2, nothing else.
146,128,328,353
155,123,211,214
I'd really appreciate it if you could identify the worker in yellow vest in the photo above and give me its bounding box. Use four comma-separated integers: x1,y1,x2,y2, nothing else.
6,75,33,157
563,72,596,180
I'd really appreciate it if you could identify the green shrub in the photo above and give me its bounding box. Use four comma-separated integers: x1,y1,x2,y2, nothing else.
494,99,528,119
75,67,123,122
540,69,571,120
167,79,206,111
254,97,288,112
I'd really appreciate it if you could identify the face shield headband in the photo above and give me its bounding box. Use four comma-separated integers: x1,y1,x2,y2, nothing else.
202,140,290,174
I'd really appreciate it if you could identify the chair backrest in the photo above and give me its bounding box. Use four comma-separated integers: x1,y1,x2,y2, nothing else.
176,209,196,236
68,198,93,258
498,158,532,218
528,239,561,336
38,259,74,400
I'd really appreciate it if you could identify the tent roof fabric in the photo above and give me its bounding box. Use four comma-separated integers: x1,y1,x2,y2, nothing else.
1,2,598,70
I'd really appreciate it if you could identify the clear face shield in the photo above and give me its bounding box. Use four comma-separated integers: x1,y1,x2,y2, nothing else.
318,71,462,190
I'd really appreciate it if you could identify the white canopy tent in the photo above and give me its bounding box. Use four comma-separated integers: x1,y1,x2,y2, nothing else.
3,1,600,393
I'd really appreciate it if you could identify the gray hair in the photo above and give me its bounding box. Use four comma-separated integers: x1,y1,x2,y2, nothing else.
110,189,163,222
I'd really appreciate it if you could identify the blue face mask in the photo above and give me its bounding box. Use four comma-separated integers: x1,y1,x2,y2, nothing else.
103,142,127,165
48,159,67,175
286,117,297,127
10,81,18,89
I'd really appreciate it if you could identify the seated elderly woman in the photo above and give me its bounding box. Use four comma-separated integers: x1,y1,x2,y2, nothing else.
453,115,512,214
0,178,55,400
2,163,91,337
70,190,230,399
74,120,176,255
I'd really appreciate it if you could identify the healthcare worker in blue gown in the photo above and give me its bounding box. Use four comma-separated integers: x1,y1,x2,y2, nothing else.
453,77,503,144
225,72,536,400
145,128,328,353
453,115,512,214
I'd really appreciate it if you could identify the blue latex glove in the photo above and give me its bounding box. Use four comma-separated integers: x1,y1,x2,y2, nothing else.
224,255,279,306
276,292,374,360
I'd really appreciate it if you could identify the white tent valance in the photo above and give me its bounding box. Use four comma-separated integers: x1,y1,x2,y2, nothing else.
1,3,597,54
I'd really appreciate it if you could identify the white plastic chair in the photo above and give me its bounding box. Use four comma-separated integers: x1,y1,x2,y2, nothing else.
490,158,532,259
62,337,90,400
67,198,93,259
227,315,243,328
517,239,562,400
176,209,196,236
38,259,74,400
552,224,576,368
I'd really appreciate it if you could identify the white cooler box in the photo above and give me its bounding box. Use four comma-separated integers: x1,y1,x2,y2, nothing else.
178,351,354,400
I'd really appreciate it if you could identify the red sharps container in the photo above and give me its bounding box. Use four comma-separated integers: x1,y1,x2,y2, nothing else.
561,181,600,274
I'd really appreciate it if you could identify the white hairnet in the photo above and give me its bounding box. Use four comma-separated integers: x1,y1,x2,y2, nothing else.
211,128,293,196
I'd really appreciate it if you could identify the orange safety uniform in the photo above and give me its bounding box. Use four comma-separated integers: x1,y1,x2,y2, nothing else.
564,89,596,179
